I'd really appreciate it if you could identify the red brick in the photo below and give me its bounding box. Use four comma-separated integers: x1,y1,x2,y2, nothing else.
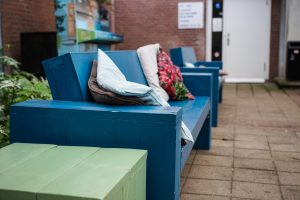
0,0,56,60
114,0,207,60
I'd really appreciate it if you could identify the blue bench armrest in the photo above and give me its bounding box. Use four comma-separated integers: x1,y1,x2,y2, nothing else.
182,73,212,97
182,72,219,126
194,61,223,69
10,100,182,200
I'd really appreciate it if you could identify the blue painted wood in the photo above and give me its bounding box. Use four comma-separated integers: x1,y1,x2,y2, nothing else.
194,61,223,69
181,68,219,127
11,51,214,200
170,47,223,69
169,98,210,169
42,51,148,102
170,47,197,66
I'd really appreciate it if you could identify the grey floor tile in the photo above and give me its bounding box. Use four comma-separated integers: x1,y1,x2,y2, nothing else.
198,146,234,157
235,134,267,142
235,140,269,150
267,136,300,144
279,172,300,186
233,168,278,184
194,154,233,167
234,148,272,160
232,182,281,200
272,151,300,162
182,179,231,196
234,158,275,171
275,161,300,173
212,139,234,148
270,144,300,153
188,165,233,181
181,194,230,200
281,185,300,200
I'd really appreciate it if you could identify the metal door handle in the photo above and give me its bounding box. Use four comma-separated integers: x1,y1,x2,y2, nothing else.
227,33,230,46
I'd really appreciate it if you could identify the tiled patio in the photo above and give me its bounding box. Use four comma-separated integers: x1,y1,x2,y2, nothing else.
180,84,300,200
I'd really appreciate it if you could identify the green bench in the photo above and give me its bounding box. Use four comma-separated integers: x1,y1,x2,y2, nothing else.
0,143,147,200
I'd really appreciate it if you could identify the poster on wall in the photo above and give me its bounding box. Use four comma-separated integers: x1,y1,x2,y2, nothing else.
55,0,123,55
178,2,204,29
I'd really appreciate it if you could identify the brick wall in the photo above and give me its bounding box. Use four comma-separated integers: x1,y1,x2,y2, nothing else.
0,0,56,60
114,0,206,60
269,0,281,81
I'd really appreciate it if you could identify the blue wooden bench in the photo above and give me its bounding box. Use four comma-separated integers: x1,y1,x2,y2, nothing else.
10,51,213,200
170,47,224,127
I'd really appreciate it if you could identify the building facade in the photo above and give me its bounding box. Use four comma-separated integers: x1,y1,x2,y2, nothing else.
0,0,289,81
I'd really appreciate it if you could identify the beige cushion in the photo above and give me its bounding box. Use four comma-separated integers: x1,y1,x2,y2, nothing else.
137,44,169,101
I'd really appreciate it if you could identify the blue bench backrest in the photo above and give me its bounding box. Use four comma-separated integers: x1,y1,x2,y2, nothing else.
43,51,148,102
170,47,223,69
170,47,197,67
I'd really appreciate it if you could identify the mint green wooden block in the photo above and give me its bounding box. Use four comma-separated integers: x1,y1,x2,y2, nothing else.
0,144,147,200
0,144,99,200
38,148,147,200
0,143,55,173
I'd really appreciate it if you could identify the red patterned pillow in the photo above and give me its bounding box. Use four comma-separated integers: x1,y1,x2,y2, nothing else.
157,50,194,100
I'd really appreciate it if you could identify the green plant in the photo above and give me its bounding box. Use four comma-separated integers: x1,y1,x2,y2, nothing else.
0,56,51,147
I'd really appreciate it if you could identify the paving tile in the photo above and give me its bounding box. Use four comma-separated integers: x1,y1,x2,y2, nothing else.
232,182,281,200
212,139,234,148
181,177,186,189
275,161,300,173
188,165,233,181
268,136,300,144
234,148,272,160
181,164,191,178
270,144,300,152
235,140,269,150
272,151,300,162
235,128,266,136
279,172,300,186
213,127,235,134
182,179,231,196
181,194,230,200
194,154,233,167
212,129,234,141
233,168,278,184
198,146,234,157
235,134,267,142
234,158,275,170
281,185,300,200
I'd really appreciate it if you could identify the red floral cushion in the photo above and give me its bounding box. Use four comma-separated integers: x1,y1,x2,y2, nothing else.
157,50,194,100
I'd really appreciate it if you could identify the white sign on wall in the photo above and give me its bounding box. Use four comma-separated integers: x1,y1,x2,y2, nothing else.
178,2,204,29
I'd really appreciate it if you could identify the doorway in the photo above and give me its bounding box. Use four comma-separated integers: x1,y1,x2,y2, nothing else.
223,0,271,82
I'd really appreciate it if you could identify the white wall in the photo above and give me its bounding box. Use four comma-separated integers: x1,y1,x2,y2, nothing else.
287,0,300,41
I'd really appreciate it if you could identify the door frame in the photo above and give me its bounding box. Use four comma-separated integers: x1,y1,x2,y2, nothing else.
205,0,213,61
206,0,272,82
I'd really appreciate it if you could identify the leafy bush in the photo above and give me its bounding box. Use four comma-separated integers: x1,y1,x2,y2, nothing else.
0,56,51,147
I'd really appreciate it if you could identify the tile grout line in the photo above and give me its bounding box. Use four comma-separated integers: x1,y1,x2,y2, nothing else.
231,125,237,198
180,150,197,194
268,133,285,200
